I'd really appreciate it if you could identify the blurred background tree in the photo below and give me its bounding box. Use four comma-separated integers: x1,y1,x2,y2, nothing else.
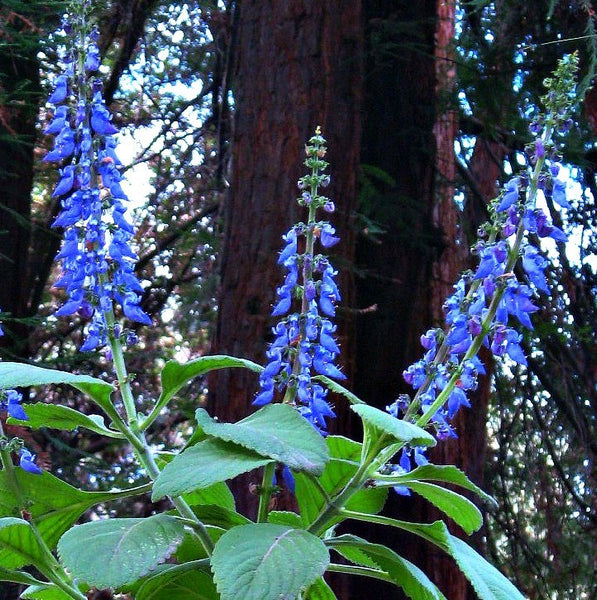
0,1,595,598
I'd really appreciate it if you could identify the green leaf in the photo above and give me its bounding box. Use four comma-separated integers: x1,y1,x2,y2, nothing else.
405,482,483,535
20,584,73,600
182,482,236,512
212,523,329,600
295,436,387,527
376,464,497,508
158,355,262,412
351,404,436,448
267,511,303,528
188,505,251,530
0,518,44,569
446,535,526,600
195,403,328,474
136,562,218,600
153,438,272,500
327,534,446,600
356,519,525,600
0,362,119,424
0,469,149,551
8,402,123,438
156,453,236,511
57,514,187,589
0,566,45,586
304,577,337,599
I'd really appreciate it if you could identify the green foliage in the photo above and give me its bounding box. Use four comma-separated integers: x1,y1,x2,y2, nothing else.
7,402,124,438
328,535,445,600
211,524,329,600
0,518,44,570
57,515,187,589
194,404,329,474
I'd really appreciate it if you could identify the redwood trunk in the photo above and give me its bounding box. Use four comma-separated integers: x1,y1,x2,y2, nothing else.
352,2,488,598
208,1,362,517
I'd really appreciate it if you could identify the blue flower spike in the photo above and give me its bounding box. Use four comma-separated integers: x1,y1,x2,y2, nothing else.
254,128,344,435
44,10,150,351
390,53,579,476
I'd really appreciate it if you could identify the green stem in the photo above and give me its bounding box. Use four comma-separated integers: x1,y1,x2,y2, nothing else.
307,452,374,537
104,320,214,555
257,462,276,523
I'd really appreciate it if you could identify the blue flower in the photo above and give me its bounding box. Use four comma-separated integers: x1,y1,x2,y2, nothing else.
1,390,28,421
551,177,571,209
522,245,549,293
254,131,343,433
19,449,43,475
496,177,519,212
45,24,151,350
48,74,69,104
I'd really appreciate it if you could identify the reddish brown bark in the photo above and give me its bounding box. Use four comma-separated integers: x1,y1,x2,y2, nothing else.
208,1,362,517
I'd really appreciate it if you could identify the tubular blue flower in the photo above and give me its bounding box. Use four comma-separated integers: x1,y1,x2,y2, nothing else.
1,390,28,421
551,177,571,209
522,245,549,293
496,177,519,212
19,449,43,475
45,20,150,351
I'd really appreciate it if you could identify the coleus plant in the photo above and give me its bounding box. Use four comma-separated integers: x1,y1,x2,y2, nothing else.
0,2,579,598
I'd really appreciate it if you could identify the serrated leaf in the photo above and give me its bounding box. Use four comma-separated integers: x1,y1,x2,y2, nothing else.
267,511,303,528
182,483,236,512
351,404,436,447
304,577,337,599
58,515,186,589
405,482,482,534
196,403,328,474
358,519,525,600
158,355,262,411
0,363,119,424
376,464,496,508
446,535,526,600
212,524,329,600
136,562,218,600
188,505,251,530
0,469,150,551
153,438,272,500
328,534,446,600
20,584,73,599
295,436,387,528
156,454,236,511
8,402,123,438
0,518,44,569
0,566,45,587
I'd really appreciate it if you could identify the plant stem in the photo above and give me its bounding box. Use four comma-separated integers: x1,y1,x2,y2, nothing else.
105,327,214,555
257,462,276,522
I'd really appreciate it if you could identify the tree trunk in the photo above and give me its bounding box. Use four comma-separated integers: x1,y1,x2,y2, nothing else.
0,9,43,359
208,0,362,518
352,2,489,597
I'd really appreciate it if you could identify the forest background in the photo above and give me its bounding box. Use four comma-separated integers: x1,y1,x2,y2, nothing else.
0,1,595,598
